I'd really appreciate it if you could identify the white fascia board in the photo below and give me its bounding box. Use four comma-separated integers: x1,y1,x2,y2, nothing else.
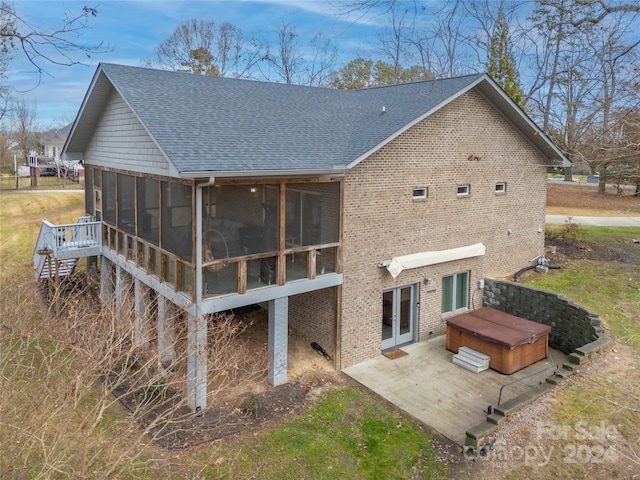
62,66,108,155
474,76,572,167
178,168,347,180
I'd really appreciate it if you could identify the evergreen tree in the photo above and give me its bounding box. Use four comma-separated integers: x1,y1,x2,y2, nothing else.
487,8,526,109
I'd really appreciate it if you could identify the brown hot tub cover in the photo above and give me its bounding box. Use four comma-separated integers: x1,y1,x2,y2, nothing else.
445,307,550,349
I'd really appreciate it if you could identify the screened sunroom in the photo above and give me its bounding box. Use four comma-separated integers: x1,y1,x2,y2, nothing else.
85,167,342,303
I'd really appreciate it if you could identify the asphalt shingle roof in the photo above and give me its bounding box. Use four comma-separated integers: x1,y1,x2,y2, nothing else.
95,63,484,175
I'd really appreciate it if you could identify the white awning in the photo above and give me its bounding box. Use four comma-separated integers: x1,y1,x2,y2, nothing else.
384,243,486,278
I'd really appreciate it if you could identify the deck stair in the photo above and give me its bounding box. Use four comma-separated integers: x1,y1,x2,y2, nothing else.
33,216,102,280
452,346,490,373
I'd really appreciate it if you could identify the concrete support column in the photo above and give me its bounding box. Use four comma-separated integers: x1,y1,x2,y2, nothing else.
187,313,208,412
86,255,98,277
134,279,151,349
268,297,288,386
99,256,114,304
157,296,176,378
115,266,129,320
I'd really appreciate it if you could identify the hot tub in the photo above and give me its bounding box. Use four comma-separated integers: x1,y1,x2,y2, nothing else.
446,307,550,374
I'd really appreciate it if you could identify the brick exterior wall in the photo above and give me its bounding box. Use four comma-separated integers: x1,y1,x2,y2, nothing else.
289,287,337,359
339,89,549,368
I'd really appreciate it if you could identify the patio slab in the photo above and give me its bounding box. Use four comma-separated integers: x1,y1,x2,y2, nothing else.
343,335,569,446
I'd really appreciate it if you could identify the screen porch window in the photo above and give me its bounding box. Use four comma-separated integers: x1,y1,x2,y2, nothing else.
117,174,135,234
441,271,469,314
102,171,116,225
137,177,160,246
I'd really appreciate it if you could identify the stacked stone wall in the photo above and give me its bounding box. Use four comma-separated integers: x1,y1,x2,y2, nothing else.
483,278,608,356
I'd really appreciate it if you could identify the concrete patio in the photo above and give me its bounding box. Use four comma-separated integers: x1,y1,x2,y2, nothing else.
343,335,569,446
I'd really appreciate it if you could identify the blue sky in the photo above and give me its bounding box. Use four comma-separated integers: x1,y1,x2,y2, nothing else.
9,0,386,128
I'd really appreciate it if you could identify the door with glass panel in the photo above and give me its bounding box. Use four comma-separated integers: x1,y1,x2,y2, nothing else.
382,284,418,350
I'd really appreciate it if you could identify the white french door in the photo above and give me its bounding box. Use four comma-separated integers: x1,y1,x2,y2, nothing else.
381,284,418,350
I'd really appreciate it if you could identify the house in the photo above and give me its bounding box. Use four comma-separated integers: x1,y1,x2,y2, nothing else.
38,63,570,412
41,123,72,160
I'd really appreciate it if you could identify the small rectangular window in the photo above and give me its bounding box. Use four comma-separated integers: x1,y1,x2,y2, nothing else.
495,182,507,193
457,184,470,196
412,187,428,200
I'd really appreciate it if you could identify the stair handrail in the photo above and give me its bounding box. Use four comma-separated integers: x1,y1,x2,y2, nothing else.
33,218,102,279
33,221,59,279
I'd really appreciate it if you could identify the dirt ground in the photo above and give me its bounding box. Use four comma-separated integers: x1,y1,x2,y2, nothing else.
546,183,640,216
114,307,346,449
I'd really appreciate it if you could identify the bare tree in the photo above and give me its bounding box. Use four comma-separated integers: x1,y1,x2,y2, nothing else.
306,32,338,87
375,7,411,75
151,19,263,78
0,2,107,89
413,0,471,78
1,270,267,477
12,97,36,164
568,0,640,26
263,22,304,84
582,13,640,192
263,22,337,86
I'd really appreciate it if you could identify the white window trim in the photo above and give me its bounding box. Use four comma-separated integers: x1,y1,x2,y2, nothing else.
442,270,470,315
457,184,470,196
495,182,507,194
412,187,428,200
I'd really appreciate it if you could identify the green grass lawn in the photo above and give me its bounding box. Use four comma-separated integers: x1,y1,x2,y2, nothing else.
194,387,448,480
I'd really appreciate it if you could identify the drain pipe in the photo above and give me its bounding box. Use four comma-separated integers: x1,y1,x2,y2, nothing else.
514,257,560,282
195,177,215,312
514,265,537,282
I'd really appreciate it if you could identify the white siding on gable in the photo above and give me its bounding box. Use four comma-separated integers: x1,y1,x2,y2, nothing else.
85,91,170,175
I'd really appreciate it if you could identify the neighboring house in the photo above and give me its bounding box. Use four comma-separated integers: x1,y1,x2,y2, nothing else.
40,124,84,178
42,63,570,412
41,123,72,160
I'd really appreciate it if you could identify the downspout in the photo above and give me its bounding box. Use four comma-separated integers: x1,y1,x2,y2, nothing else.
195,177,215,313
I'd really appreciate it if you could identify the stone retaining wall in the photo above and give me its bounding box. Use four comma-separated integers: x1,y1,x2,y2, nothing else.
482,278,608,358
463,278,611,455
